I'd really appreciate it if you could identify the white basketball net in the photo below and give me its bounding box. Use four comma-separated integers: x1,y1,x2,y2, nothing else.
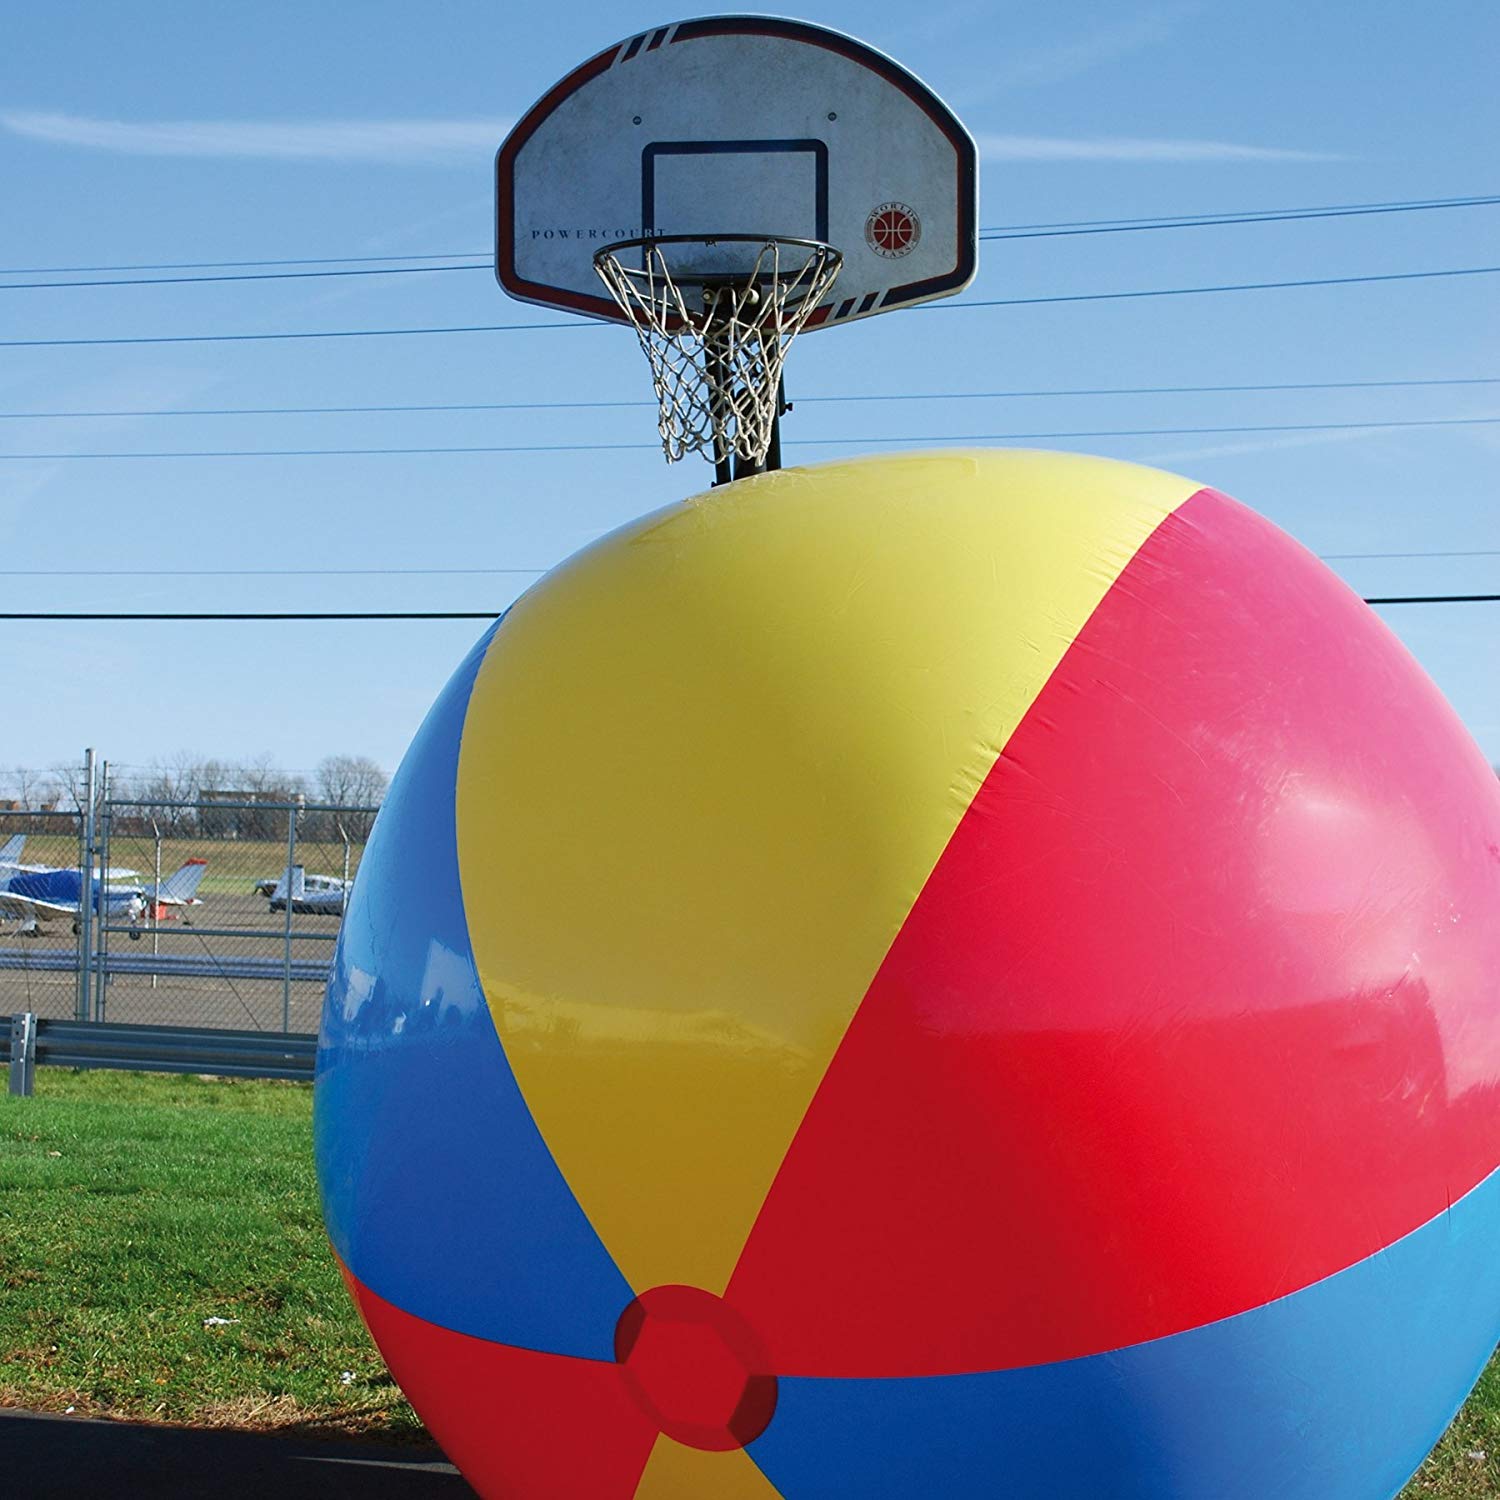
594,237,842,467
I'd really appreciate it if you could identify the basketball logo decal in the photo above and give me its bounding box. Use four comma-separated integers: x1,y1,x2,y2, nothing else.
865,202,920,258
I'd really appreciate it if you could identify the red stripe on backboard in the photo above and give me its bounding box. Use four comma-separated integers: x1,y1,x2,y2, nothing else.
495,38,632,322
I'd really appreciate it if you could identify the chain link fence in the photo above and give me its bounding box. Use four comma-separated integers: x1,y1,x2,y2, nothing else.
0,807,88,1022
2,795,375,1034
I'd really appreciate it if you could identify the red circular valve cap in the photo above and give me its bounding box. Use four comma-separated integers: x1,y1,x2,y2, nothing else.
614,1285,777,1451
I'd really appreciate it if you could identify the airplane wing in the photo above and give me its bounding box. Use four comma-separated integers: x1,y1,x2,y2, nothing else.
0,888,77,919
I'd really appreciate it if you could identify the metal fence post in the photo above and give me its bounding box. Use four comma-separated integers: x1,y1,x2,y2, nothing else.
76,750,95,1023
93,762,111,1024
150,818,162,992
9,1011,37,1097
147,816,162,990
282,805,297,1033
0,795,374,1036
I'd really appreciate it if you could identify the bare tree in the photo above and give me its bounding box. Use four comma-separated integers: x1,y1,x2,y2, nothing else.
221,756,307,840
316,755,388,840
4,765,52,810
125,751,209,831
45,761,88,812
234,753,298,799
316,754,388,806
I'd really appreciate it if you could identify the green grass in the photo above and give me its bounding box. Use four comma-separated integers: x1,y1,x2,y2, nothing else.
0,834,78,869
0,1069,1496,1492
4,834,365,897
0,1069,417,1437
1408,1360,1500,1496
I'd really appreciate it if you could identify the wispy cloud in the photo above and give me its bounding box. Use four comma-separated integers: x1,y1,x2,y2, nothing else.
1,111,510,163
880,0,1011,50
987,8,1191,91
949,4,1202,107
3,109,1342,169
0,366,228,518
1139,427,1385,466
975,133,1344,163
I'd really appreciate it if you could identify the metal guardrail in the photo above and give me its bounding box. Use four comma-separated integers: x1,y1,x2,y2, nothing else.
6,1012,317,1096
0,951,333,982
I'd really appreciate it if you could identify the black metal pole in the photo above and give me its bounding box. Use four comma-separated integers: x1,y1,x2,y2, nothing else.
730,372,784,482
707,330,733,487
764,375,786,473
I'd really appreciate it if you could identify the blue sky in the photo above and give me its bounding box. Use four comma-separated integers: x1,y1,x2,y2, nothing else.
3,0,1496,782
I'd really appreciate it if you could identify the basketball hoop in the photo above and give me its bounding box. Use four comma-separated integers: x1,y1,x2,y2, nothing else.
498,18,978,479
593,234,842,471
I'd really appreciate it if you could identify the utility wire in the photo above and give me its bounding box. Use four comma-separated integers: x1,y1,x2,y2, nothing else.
1364,594,1500,605
0,263,486,292
0,567,552,576
0,611,502,621
5,193,1494,281
929,265,1500,313
4,264,1497,349
2,374,1495,421
1321,548,1500,561
5,549,1496,579
3,415,1495,460
0,318,578,348
0,251,485,276
3,594,1496,621
977,193,1500,240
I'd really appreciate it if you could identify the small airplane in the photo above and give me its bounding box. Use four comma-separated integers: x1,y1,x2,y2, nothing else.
0,857,209,937
140,858,210,920
263,864,351,916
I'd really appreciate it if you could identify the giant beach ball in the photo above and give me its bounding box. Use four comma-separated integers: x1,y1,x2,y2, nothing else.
315,449,1500,1498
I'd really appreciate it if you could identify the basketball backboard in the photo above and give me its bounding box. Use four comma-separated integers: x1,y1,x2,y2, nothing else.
495,16,978,330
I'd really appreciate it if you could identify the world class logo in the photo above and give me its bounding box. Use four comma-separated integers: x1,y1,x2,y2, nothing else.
865,203,920,258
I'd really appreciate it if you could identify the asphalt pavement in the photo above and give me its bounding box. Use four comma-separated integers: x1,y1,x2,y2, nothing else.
0,1408,472,1498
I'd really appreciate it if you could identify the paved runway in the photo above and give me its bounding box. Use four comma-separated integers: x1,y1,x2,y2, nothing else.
0,1408,472,1498
0,892,337,1032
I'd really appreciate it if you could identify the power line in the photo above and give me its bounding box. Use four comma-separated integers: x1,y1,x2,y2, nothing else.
978,193,1500,240
930,265,1500,313
0,611,501,621
0,318,577,348
4,264,1496,349
1364,594,1500,606
3,593,1495,621
5,192,1493,280
3,415,1495,461
1321,548,1500,561
0,263,486,292
2,374,1495,421
5,549,1496,580
0,251,485,276
1,202,1488,290
0,567,550,577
